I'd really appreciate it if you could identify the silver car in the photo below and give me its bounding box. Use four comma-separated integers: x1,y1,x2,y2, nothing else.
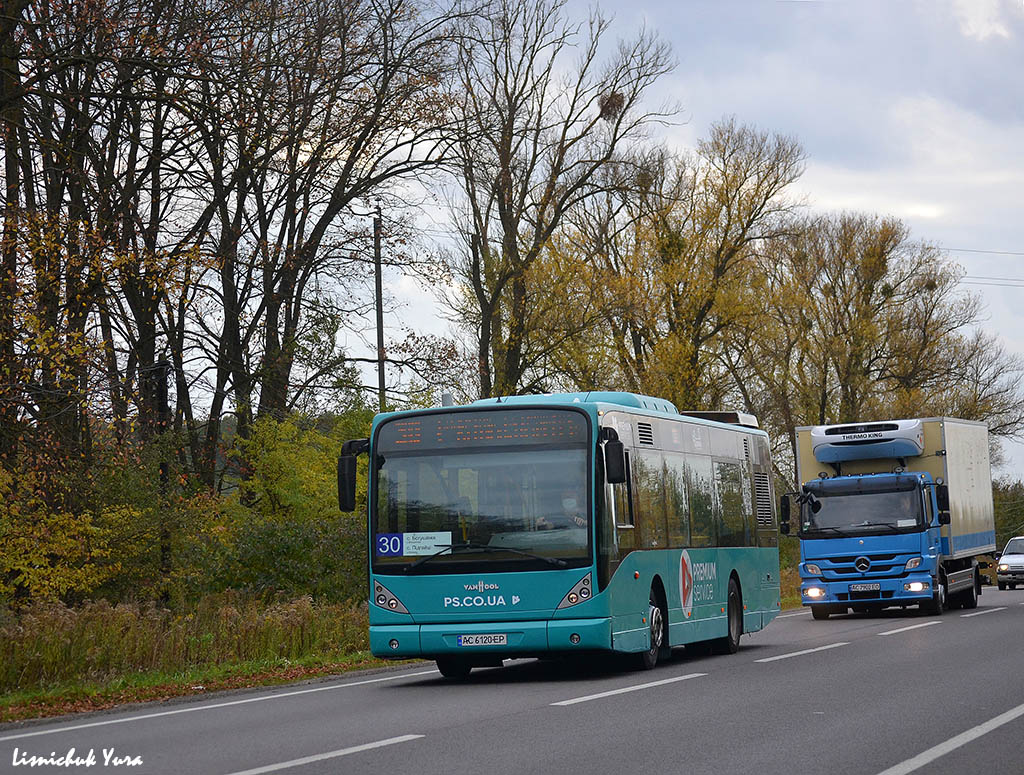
997,536,1024,590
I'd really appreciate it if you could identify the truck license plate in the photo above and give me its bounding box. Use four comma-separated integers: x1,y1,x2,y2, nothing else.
457,633,507,647
849,583,880,592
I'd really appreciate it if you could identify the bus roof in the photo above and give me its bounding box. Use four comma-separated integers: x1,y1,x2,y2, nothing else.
472,391,679,414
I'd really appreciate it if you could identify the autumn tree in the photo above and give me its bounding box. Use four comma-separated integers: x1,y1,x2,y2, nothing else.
447,0,674,397
723,212,1024,482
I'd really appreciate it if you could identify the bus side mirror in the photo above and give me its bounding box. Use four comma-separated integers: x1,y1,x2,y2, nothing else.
338,455,357,512
605,439,626,484
338,438,369,512
779,495,790,535
935,484,950,511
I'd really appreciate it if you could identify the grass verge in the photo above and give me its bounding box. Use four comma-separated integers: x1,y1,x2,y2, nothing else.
0,652,419,724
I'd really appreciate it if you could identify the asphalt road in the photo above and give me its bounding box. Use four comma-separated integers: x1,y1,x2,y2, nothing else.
3,588,1024,775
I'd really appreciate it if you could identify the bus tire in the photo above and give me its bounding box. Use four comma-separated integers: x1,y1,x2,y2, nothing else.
712,577,742,654
638,589,667,670
436,657,472,679
811,605,830,620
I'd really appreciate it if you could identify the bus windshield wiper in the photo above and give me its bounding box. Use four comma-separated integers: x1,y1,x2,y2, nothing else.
405,542,567,571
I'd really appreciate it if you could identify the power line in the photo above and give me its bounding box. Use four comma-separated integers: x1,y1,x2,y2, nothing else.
944,248,1024,257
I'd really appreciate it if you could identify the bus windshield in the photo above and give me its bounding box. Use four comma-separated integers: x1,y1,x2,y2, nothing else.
800,477,925,537
372,409,591,573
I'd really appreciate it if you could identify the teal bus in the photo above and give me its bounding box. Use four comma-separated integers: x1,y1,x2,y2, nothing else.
337,392,781,678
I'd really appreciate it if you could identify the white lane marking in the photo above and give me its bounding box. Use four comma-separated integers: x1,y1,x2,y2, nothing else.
223,735,425,775
877,621,941,636
0,670,438,742
754,642,848,663
551,672,706,706
874,701,1024,775
961,606,1007,618
777,610,812,618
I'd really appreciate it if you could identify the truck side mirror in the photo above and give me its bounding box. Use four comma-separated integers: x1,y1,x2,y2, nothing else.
605,439,626,484
779,495,790,535
935,484,950,511
338,455,358,512
938,510,951,526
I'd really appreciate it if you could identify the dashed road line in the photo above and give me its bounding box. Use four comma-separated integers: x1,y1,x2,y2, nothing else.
877,621,940,636
551,672,706,706
778,610,812,618
961,606,1006,618
223,735,425,775
874,701,1024,775
754,642,849,663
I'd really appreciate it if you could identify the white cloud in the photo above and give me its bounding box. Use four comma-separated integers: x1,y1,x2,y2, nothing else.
951,0,1011,40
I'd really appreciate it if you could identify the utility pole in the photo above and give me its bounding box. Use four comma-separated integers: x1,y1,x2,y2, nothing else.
374,205,386,412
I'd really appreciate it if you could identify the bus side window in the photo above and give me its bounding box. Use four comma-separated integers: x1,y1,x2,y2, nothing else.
687,455,715,547
633,450,667,548
714,460,746,547
596,447,619,589
615,450,635,552
665,452,689,548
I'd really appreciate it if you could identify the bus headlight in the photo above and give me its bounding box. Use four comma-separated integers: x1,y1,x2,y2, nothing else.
372,582,408,613
557,573,593,609
804,587,825,598
905,557,922,571
804,564,822,575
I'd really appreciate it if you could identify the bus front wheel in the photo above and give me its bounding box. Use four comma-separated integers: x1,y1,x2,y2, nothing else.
638,590,667,670
436,657,472,680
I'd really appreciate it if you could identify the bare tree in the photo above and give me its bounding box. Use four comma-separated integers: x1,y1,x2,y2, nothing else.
448,0,674,397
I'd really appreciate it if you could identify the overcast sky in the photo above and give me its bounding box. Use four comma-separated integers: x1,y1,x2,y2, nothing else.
382,0,1024,474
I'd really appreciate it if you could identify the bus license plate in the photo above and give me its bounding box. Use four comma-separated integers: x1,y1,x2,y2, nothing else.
457,633,507,647
849,583,880,592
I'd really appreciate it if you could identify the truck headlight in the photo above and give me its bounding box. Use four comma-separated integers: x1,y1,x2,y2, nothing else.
904,581,930,592
804,587,825,598
998,563,1009,572
905,557,922,571
805,564,822,575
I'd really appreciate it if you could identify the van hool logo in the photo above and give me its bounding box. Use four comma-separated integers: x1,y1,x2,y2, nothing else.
464,580,499,592
680,550,694,617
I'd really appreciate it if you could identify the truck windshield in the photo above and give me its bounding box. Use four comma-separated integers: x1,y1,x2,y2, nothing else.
371,408,591,574
800,477,925,537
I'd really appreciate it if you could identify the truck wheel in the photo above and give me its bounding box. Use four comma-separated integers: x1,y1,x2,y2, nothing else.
959,573,979,609
811,605,830,620
436,657,472,679
921,577,945,615
998,581,1006,591
712,577,743,654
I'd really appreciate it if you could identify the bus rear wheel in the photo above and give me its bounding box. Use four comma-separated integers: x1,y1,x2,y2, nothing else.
436,657,472,679
712,577,742,654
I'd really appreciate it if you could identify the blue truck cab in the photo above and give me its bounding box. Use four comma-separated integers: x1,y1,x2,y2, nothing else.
782,418,995,619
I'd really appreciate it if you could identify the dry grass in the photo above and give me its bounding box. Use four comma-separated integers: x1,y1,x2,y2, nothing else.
0,593,368,695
